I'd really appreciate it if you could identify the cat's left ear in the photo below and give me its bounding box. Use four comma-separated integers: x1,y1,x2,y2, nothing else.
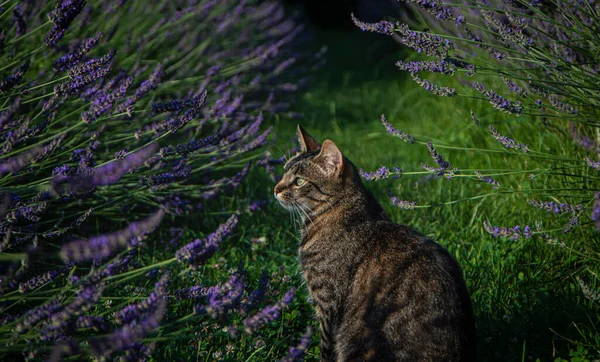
318,140,344,176
297,125,321,153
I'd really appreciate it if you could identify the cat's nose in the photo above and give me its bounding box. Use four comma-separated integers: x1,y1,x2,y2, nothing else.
274,183,284,196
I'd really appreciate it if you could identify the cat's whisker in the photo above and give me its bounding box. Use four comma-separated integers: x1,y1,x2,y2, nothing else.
293,200,316,228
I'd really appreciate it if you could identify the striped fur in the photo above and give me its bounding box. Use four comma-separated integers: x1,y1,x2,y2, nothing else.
274,126,476,362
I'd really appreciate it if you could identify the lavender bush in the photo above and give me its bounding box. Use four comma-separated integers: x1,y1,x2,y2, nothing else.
0,0,312,360
353,0,600,356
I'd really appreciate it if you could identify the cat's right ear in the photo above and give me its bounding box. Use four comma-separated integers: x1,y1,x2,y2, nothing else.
297,125,321,153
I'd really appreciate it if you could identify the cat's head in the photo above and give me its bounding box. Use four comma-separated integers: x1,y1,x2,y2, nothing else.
274,125,356,214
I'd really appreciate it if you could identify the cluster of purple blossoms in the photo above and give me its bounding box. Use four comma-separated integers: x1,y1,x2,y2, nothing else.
411,74,456,97
380,114,415,143
280,326,313,362
387,191,417,210
45,0,86,46
592,192,600,231
60,208,165,262
421,141,456,178
176,214,238,266
53,32,104,72
483,220,532,240
474,171,501,189
18,266,71,294
488,125,529,152
528,199,583,215
63,142,159,191
472,82,523,115
0,61,29,92
396,59,456,75
360,166,403,181
569,123,598,152
350,13,396,35
199,273,246,318
242,287,295,334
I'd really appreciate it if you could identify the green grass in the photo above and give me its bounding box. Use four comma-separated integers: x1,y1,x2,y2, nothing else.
189,30,600,361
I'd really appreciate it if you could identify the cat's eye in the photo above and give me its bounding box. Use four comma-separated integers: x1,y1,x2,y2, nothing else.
294,178,306,187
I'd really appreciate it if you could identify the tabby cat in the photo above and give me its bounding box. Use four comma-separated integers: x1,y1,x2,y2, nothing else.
274,126,476,361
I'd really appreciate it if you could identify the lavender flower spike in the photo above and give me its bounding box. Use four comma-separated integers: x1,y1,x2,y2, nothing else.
528,199,582,214
200,273,246,318
360,166,402,181
421,141,456,178
387,191,416,210
243,287,295,334
90,295,167,357
280,326,313,362
380,114,415,143
474,171,500,189
65,142,159,189
176,214,238,265
60,208,165,262
488,125,529,152
483,220,532,240
350,13,395,35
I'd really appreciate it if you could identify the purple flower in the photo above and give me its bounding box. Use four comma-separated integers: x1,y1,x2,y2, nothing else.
396,59,456,75
18,267,70,294
405,0,453,21
60,208,165,262
12,6,26,37
243,288,295,334
488,125,529,152
472,82,523,114
115,63,164,116
240,271,269,313
0,61,29,92
176,214,238,266
359,166,402,181
16,300,62,333
528,199,582,214
421,141,456,178
0,135,65,177
280,326,312,362
54,65,111,96
68,50,115,77
483,220,532,240
380,114,415,143
0,97,21,131
175,285,208,300
81,74,133,123
387,191,417,210
174,134,220,156
411,73,456,97
75,315,106,331
351,13,396,35
198,274,246,318
474,171,500,189
394,24,453,58
156,90,207,133
90,296,167,357
41,283,106,341
592,192,600,231
569,123,598,151
53,32,104,72
64,142,158,190
114,273,169,325
247,200,269,213
548,95,578,115
45,0,86,46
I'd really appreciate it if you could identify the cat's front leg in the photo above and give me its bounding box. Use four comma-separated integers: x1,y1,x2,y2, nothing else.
319,318,336,362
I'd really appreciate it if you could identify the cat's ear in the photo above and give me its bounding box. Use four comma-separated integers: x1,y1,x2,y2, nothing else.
297,125,321,153
318,140,344,176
